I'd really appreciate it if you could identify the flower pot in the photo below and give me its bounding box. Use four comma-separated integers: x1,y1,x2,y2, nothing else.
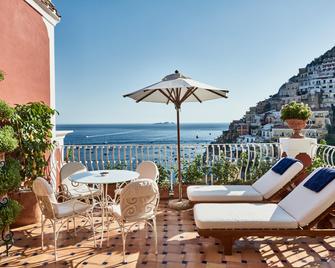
285,119,307,139
159,188,170,199
173,184,188,199
0,152,5,162
10,190,41,227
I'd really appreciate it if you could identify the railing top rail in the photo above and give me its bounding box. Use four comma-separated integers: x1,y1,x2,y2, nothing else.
63,142,280,147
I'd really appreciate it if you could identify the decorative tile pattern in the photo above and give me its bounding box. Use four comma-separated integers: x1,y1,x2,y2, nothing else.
0,201,335,267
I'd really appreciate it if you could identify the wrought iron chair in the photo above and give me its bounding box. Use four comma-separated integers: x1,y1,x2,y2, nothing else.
107,178,159,263
136,161,159,181
60,162,101,201
32,177,96,260
114,161,159,202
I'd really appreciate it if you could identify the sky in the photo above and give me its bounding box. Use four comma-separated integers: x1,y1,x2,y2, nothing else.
54,0,335,124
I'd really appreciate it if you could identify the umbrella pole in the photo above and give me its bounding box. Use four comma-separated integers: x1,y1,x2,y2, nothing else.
168,106,191,210
176,107,182,201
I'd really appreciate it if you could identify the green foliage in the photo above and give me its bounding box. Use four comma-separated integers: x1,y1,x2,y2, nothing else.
280,101,312,121
0,70,4,81
181,155,208,185
248,160,273,182
106,162,127,170
211,156,239,184
0,158,21,195
156,164,170,190
307,156,326,173
0,100,14,122
0,126,18,152
12,102,57,185
0,199,22,229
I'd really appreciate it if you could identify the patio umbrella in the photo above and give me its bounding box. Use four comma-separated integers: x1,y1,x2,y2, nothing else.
124,70,228,209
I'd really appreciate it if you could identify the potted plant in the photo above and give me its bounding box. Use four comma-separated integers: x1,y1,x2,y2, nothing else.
174,155,208,198
0,100,16,162
156,164,171,199
8,101,57,226
0,99,22,252
211,156,239,185
280,101,312,138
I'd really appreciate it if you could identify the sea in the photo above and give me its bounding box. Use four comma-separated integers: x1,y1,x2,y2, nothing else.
56,123,229,145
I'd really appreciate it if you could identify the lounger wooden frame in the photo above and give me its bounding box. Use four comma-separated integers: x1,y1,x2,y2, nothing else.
197,203,335,255
190,169,306,205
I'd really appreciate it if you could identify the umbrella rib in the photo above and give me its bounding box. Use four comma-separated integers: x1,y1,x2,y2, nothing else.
192,90,202,103
166,89,174,104
158,89,174,103
136,89,158,102
180,87,197,103
172,88,178,103
166,89,175,102
206,89,228,98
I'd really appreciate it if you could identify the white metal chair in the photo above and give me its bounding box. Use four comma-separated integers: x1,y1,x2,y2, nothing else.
107,178,159,263
114,161,159,202
136,161,159,181
60,162,101,201
32,177,96,260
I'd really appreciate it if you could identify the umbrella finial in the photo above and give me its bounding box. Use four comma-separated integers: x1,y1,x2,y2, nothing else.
163,70,188,81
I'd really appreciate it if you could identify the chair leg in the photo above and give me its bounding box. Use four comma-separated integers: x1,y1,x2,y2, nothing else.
89,212,96,248
73,217,77,237
52,221,58,261
107,214,110,247
121,225,127,263
152,217,158,255
41,217,45,250
144,221,148,239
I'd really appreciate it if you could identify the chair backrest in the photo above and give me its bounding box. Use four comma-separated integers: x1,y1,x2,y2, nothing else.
252,158,303,199
136,161,159,181
120,179,159,222
60,162,87,191
279,167,335,227
32,177,57,219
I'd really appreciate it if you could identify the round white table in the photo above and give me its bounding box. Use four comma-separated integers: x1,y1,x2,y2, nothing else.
69,169,139,246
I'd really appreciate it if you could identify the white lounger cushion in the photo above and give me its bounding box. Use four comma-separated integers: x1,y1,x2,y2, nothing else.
194,203,298,229
279,167,335,227
252,161,303,199
187,159,303,202
187,185,263,202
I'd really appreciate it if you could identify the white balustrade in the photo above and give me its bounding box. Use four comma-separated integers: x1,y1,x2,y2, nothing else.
56,143,280,187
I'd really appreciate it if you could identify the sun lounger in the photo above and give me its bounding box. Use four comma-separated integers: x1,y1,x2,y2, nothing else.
187,157,304,203
194,167,335,255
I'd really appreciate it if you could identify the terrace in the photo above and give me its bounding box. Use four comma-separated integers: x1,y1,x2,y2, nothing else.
1,1,335,267
1,142,335,267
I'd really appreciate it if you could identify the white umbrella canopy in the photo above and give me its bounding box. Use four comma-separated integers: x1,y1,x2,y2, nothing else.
124,70,229,206
124,71,228,105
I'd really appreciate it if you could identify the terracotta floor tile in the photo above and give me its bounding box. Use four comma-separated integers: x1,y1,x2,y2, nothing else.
0,201,334,268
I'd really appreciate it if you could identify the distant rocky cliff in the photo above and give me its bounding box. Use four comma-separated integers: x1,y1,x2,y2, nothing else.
216,46,335,144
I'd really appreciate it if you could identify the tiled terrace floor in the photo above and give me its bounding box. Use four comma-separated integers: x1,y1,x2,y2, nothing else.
1,201,335,268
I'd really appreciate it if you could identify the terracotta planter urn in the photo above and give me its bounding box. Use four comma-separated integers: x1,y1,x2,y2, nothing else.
10,190,41,227
286,119,307,139
0,152,5,162
159,188,170,200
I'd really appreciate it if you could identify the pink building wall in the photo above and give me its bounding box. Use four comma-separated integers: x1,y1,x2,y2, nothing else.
0,0,50,105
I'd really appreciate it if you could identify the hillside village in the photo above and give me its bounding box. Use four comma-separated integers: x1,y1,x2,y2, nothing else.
216,46,335,144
